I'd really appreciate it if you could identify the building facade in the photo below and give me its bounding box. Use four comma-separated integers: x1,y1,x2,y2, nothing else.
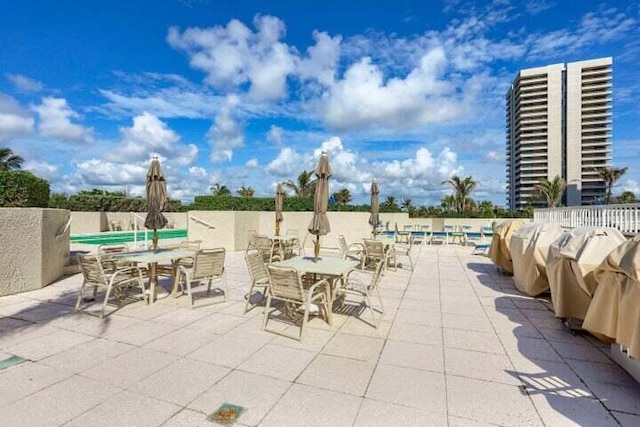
506,57,612,209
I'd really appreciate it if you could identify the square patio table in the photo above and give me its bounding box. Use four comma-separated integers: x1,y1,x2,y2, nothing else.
272,256,359,307
110,248,196,302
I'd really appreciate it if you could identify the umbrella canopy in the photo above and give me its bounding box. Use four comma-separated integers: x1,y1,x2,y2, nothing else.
308,150,332,257
369,178,380,237
275,183,284,235
144,157,168,249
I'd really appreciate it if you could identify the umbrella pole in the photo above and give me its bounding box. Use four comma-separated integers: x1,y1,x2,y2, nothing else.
275,221,280,236
152,229,159,251
314,236,320,260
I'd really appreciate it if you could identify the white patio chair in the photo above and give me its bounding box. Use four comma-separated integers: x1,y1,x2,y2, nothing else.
394,234,415,271
394,222,410,244
176,248,228,308
244,248,270,313
254,234,281,263
336,258,385,327
338,235,364,263
157,240,201,282
419,224,431,245
263,265,332,341
363,238,396,272
75,254,148,318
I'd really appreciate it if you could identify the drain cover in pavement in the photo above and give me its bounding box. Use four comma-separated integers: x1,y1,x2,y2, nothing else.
207,403,246,426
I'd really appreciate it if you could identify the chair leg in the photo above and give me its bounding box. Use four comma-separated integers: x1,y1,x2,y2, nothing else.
186,277,194,308
244,280,256,314
323,293,333,326
222,274,228,302
374,287,385,315
363,291,378,328
101,285,113,318
300,301,311,341
262,294,272,331
75,280,87,312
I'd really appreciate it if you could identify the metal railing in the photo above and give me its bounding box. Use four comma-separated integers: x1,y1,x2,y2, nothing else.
131,213,149,249
189,215,216,230
534,203,640,235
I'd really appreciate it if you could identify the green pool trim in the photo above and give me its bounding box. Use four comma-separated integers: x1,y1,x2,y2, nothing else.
71,228,187,245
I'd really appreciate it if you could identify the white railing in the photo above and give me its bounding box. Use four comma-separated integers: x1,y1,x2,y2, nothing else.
55,217,72,239
131,213,149,249
189,215,216,230
534,203,640,235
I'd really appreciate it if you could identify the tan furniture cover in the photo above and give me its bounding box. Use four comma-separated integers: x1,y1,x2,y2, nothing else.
546,227,627,321
584,236,640,359
489,219,525,273
510,222,564,296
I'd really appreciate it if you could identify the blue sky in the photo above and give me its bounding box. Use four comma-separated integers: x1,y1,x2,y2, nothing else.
1,0,639,206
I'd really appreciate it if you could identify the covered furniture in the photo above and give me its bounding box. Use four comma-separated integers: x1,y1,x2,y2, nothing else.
546,227,627,325
75,254,148,318
584,236,640,358
489,219,526,274
510,222,564,296
176,248,228,308
263,265,332,340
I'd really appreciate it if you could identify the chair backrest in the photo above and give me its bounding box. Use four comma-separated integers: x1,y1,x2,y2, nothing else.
481,226,493,234
403,224,413,231
420,225,430,231
253,235,275,262
462,225,473,231
267,265,304,302
78,254,108,286
363,239,385,258
179,240,201,251
443,224,454,232
245,249,269,284
98,244,129,255
338,235,348,253
192,248,225,280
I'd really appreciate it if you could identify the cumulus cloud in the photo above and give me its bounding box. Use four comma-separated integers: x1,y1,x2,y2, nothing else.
267,147,306,177
6,73,44,92
266,125,284,145
0,94,34,141
245,158,259,168
207,96,244,163
484,150,505,162
168,15,296,101
31,97,94,143
22,160,59,180
77,159,148,185
106,112,198,164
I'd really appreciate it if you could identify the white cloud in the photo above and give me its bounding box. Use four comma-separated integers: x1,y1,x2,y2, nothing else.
168,15,296,101
31,97,94,143
6,73,44,92
245,158,259,168
207,96,244,163
266,125,284,145
22,160,58,180
484,150,505,162
267,147,306,177
623,179,640,195
0,94,34,141
77,159,147,185
107,112,198,164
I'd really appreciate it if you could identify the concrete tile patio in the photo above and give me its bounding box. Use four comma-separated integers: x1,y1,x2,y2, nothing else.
1,244,640,426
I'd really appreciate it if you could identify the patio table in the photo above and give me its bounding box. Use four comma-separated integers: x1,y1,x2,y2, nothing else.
272,256,359,308
110,248,196,302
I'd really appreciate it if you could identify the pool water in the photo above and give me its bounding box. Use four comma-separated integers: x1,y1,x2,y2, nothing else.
70,228,188,245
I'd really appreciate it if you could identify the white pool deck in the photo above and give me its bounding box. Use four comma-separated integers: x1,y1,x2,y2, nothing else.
1,245,640,426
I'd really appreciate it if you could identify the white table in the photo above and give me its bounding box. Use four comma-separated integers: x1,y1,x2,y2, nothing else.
110,249,196,302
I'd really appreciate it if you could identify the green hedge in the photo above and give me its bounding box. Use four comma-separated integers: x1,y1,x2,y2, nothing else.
0,171,50,207
192,196,393,212
49,194,182,212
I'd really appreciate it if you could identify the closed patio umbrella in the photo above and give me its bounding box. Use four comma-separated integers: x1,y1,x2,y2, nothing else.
275,183,284,236
369,178,380,239
308,150,332,259
144,156,168,250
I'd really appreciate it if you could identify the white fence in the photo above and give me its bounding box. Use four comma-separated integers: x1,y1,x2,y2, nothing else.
534,203,640,235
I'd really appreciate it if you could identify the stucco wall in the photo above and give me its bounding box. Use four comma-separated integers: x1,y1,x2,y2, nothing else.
0,208,70,296
70,211,188,234
187,211,236,250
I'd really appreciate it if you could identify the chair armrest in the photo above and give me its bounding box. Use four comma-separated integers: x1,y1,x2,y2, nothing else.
306,278,330,296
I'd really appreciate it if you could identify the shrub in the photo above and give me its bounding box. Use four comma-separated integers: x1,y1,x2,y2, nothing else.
49,194,182,212
0,171,50,207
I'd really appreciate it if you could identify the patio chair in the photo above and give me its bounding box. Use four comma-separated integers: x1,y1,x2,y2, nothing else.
418,224,431,245
176,248,228,308
244,248,270,313
335,258,385,327
75,254,148,318
338,235,364,263
462,225,480,246
263,265,332,340
363,238,396,272
394,222,410,244
246,229,258,250
393,234,415,271
157,240,201,281
254,234,281,263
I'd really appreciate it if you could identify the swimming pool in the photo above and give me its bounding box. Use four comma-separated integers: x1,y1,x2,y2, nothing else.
70,228,188,245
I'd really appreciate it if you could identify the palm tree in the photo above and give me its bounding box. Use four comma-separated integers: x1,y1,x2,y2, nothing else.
617,190,637,204
441,194,457,211
441,176,477,213
210,183,231,196
382,195,399,210
534,176,566,207
236,186,255,198
597,166,628,204
283,170,315,197
332,188,351,205
0,147,24,171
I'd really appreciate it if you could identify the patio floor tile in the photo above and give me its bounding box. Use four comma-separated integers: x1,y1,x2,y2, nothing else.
445,347,521,386
187,335,265,368
40,338,134,374
322,333,385,363
297,354,375,395
379,339,444,373
238,343,316,381
5,327,94,360
0,361,72,408
444,328,505,354
354,399,447,427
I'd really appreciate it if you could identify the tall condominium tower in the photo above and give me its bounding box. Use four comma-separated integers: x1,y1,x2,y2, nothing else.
506,57,612,209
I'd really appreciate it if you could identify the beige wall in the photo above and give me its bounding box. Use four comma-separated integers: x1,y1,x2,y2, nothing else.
0,208,70,296
70,211,188,234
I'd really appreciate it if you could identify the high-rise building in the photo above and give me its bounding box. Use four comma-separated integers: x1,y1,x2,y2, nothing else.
506,57,612,209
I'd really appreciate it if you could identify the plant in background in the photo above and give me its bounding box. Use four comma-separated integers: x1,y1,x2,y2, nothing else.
534,175,566,208
616,190,637,204
597,166,628,204
441,175,477,213
0,147,24,171
236,186,255,198
332,188,351,205
210,183,232,196
283,170,316,197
